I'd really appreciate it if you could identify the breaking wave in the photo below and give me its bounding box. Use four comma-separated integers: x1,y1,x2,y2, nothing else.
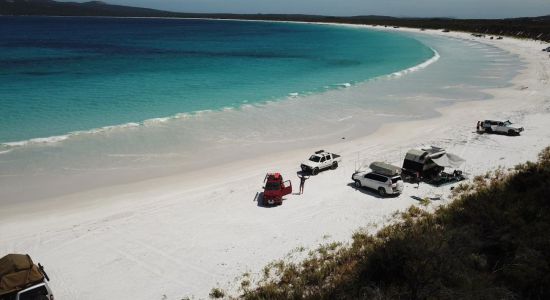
388,48,440,78
0,47,439,151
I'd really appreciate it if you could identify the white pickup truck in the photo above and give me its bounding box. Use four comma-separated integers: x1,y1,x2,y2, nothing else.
477,120,524,136
300,150,341,175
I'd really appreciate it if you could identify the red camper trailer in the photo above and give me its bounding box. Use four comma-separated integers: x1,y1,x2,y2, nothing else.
262,173,292,206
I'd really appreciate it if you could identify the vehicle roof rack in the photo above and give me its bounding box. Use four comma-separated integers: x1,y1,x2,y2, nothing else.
315,150,325,154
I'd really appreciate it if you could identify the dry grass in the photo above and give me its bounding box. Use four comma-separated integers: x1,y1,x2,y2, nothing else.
219,146,550,300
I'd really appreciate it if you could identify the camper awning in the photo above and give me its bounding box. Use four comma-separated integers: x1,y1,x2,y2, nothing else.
431,153,465,168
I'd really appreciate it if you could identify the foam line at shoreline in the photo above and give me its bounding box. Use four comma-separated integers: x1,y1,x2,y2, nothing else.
388,48,440,78
2,123,140,148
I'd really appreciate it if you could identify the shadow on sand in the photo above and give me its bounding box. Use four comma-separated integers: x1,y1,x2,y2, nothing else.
346,183,399,199
254,192,286,208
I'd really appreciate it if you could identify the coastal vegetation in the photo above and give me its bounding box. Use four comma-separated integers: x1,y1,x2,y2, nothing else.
213,146,550,299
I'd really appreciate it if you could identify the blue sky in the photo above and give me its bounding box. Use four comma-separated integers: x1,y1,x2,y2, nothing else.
73,0,550,18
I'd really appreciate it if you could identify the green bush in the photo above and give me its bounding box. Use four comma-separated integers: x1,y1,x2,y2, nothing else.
209,288,226,299
237,146,550,300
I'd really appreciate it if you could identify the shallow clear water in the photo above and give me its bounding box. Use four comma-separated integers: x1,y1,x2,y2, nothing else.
0,17,433,144
0,19,523,203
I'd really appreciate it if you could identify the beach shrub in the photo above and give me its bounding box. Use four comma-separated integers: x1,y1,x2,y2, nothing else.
235,146,550,300
209,288,226,299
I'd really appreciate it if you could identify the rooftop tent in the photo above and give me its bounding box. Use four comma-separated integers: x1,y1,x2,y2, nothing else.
369,162,401,176
404,146,446,163
0,254,44,296
404,149,427,162
431,153,465,168
402,146,462,178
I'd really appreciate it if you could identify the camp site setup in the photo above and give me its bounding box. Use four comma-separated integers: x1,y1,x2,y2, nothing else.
0,254,53,300
401,146,467,186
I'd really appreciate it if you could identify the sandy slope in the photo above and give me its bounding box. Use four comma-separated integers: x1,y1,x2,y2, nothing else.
1,27,549,299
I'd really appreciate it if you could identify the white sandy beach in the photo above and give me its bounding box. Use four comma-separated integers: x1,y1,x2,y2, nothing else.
1,26,549,299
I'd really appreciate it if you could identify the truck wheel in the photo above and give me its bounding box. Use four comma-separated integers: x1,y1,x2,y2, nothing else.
312,167,319,175
331,162,338,170
354,180,362,188
378,187,387,197
508,130,517,136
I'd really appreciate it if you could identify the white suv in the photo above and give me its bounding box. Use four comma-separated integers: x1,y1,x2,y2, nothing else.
352,171,404,196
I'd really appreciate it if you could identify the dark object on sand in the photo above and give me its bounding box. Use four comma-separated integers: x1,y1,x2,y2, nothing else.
426,170,466,187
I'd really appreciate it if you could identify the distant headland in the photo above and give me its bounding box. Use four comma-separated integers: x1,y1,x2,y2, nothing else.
1,0,549,41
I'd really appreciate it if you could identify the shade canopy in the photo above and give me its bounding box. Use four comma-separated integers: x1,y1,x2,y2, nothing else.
431,153,465,168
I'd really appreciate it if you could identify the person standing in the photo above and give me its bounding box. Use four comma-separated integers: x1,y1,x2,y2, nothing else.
298,174,310,194
413,171,421,188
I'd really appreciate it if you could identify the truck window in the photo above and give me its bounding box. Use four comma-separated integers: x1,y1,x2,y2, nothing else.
366,173,384,181
265,182,280,191
309,156,320,162
391,177,402,183
320,157,325,163
19,285,49,300
364,173,376,180
374,174,387,182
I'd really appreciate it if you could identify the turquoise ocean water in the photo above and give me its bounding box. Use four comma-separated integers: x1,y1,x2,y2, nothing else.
0,17,434,144
0,17,523,203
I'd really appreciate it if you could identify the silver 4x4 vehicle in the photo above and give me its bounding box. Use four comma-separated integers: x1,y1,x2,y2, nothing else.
352,162,404,197
477,120,524,136
300,150,341,175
